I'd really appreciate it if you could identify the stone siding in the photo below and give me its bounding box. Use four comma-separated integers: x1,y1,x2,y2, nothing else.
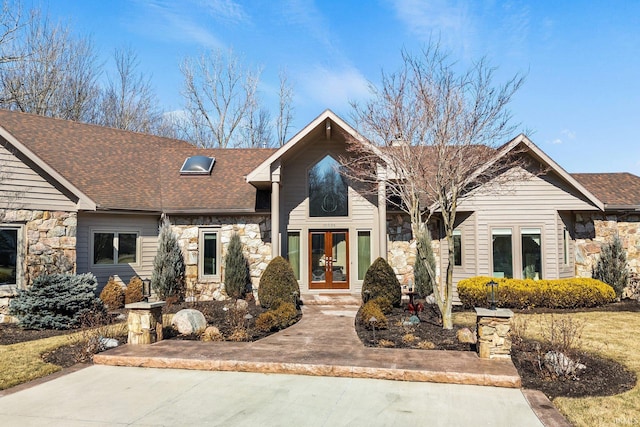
386,213,440,286
171,215,271,301
574,212,640,277
0,209,77,313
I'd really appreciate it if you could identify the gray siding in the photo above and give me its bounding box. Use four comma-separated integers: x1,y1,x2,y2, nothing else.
0,144,77,211
77,213,159,288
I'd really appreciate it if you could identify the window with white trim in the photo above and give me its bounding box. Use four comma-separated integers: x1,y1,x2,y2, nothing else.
492,228,513,278
199,228,220,278
0,227,19,285
521,228,542,279
453,229,462,267
92,231,138,265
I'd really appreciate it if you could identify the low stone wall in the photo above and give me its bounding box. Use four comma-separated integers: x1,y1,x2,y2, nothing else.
575,212,640,278
171,215,271,301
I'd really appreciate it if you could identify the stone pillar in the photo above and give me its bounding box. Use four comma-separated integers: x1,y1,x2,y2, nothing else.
271,166,281,258
474,307,513,359
126,301,166,345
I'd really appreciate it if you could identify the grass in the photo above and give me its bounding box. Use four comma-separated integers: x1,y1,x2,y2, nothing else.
0,323,127,391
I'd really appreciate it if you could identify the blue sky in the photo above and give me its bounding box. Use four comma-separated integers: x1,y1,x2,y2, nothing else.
39,0,640,174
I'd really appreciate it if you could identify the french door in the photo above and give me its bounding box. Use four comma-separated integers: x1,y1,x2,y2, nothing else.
309,230,349,289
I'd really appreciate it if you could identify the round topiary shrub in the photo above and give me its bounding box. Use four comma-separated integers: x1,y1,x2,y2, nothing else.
258,256,300,309
99,276,125,310
361,257,402,307
9,273,106,330
125,276,144,304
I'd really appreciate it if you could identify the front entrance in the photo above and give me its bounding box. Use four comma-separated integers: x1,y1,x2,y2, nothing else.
309,230,349,289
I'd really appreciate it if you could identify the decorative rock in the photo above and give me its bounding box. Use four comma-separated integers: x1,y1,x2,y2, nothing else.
402,315,420,326
172,309,207,335
235,299,249,311
425,294,436,305
99,337,119,349
0,314,18,323
544,351,587,378
456,327,477,344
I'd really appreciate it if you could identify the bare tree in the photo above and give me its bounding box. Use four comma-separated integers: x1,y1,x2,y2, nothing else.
276,68,294,146
349,44,524,329
97,46,164,133
0,1,23,65
0,8,101,122
179,49,261,148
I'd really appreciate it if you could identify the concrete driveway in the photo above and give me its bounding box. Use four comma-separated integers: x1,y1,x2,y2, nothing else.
0,365,544,426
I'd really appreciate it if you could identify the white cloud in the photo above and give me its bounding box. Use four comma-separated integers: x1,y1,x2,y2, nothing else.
549,129,576,145
197,0,249,25
561,129,576,140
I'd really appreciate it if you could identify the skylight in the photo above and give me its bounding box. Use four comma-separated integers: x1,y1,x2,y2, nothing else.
180,156,215,175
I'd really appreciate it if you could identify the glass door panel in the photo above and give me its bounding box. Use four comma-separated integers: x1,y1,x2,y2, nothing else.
331,232,348,283
310,232,326,284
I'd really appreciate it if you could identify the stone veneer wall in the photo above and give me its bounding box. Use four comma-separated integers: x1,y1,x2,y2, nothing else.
0,209,77,313
574,212,640,278
170,215,271,301
386,213,440,286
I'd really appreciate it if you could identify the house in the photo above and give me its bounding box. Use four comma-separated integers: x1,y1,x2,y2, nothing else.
0,109,638,310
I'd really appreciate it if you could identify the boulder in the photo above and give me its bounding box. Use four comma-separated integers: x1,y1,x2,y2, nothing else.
172,309,207,335
99,337,120,349
235,299,249,311
425,294,436,305
544,351,586,378
456,327,477,344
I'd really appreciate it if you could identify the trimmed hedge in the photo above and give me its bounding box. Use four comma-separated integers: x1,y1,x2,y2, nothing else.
457,276,616,309
361,257,402,307
99,276,125,310
258,256,300,309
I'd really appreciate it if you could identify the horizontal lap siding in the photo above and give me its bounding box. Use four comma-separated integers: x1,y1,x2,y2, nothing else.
0,144,77,211
77,213,159,288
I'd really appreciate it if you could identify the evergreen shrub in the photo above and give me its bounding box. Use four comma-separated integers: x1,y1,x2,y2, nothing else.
125,276,144,304
151,218,186,301
361,257,402,307
9,273,106,330
457,276,616,309
224,233,249,299
258,256,300,309
255,301,299,332
592,235,629,298
371,296,393,315
99,276,125,309
359,300,388,330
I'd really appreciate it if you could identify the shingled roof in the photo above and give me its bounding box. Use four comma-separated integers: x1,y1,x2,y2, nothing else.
572,173,640,209
0,110,274,213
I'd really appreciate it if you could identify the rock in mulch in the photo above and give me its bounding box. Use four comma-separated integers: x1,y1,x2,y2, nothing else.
171,309,207,335
456,327,477,344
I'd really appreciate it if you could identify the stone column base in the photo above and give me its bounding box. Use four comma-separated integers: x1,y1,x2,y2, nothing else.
475,307,514,359
125,301,166,345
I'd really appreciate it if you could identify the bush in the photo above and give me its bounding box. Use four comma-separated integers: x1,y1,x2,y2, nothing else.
125,276,144,304
592,235,629,298
255,301,299,332
99,277,125,310
457,276,616,309
258,256,300,309
224,233,249,299
371,296,393,315
414,228,436,298
361,257,402,307
151,218,186,301
359,300,388,330
9,273,106,330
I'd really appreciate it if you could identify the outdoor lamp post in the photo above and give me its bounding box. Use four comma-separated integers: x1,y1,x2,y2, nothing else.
486,280,498,310
142,278,151,302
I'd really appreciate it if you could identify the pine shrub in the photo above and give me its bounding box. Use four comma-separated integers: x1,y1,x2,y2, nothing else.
592,235,629,298
125,276,144,304
151,218,186,301
9,273,106,330
414,228,436,298
371,296,393,315
258,256,300,309
224,233,249,299
99,276,125,310
255,301,299,332
361,257,402,307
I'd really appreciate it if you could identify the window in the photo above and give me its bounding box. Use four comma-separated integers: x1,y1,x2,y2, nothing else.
199,229,220,278
492,228,513,278
522,228,542,279
563,228,570,266
92,231,138,265
453,230,462,266
357,231,371,280
287,232,300,280
180,156,215,175
0,227,18,285
308,155,348,217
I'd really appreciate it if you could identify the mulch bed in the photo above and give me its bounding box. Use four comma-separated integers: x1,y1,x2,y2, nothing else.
354,300,638,399
2,300,637,399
